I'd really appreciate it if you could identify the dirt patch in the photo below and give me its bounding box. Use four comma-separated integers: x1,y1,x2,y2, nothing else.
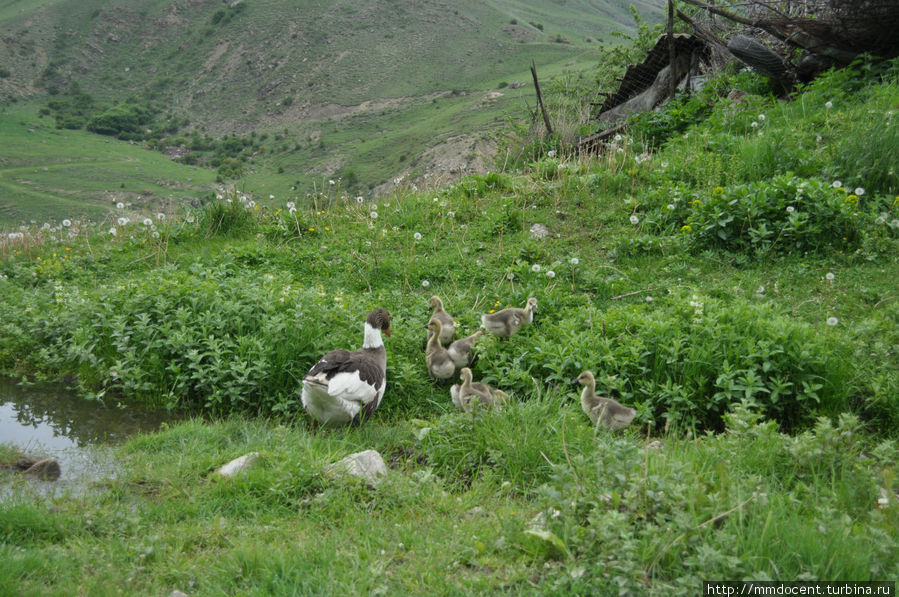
372,133,497,197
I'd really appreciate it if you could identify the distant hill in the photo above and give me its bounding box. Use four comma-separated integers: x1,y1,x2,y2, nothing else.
0,0,662,199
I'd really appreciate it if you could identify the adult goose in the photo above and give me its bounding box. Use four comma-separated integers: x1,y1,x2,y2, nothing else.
481,297,538,338
428,295,456,344
450,367,509,413
425,319,456,382
447,330,484,370
574,370,636,430
301,308,391,426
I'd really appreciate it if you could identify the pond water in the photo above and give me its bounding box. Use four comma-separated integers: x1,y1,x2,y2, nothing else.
1,376,175,496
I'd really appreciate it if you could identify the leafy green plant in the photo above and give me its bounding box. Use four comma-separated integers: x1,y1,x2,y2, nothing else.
679,174,861,257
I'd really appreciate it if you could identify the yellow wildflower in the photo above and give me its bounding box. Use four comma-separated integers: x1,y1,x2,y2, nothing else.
681,225,692,232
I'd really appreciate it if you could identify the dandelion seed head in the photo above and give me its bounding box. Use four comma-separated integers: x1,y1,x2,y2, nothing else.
826,316,839,326
109,227,117,236
507,273,515,280
832,180,842,189
143,218,153,226
531,264,541,273
569,257,579,265
751,121,758,128
645,296,654,303
630,215,640,225
825,272,835,280
825,101,833,109
156,213,165,220
116,202,124,209
62,219,72,227
786,206,795,213
890,219,899,229
413,232,422,240
370,211,378,219
758,114,766,121
547,150,556,158
546,270,556,278
356,196,364,204
667,204,675,210
854,187,865,196
421,280,430,288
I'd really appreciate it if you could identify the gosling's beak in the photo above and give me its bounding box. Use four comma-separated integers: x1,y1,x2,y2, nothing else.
569,377,580,387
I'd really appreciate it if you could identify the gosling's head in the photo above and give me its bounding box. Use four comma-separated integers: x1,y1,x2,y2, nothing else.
459,367,473,383
429,295,444,310
525,297,538,311
574,370,595,386
426,319,443,334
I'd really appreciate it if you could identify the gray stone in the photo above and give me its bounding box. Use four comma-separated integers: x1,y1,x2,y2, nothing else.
529,223,550,239
215,452,260,477
23,458,61,481
327,449,387,486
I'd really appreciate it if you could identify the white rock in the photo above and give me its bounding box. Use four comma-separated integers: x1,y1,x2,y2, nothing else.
327,449,387,485
529,223,550,239
215,452,260,477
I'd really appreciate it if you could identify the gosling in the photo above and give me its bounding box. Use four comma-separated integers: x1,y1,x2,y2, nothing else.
481,297,538,338
428,295,455,344
425,319,456,382
447,330,484,370
574,370,636,430
450,367,509,412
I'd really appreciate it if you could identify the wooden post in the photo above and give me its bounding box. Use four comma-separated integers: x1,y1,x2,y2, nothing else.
530,60,553,136
667,0,677,99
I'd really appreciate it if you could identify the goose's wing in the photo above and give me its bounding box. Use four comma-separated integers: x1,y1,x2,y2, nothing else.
305,349,383,407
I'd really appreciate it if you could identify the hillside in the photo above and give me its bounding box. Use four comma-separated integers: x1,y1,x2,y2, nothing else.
2,55,899,593
0,0,662,209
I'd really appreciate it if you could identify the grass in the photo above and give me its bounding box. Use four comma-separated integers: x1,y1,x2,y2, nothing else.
0,0,661,203
1,61,899,594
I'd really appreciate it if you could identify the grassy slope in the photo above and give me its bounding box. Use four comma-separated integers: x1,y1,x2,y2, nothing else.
0,104,217,226
1,66,898,593
0,0,661,219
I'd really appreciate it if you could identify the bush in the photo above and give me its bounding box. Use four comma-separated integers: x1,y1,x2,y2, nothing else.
681,174,861,257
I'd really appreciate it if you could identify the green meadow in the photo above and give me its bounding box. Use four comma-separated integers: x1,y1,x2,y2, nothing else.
2,58,899,594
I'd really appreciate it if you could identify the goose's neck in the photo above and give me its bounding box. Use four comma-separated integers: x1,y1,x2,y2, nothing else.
363,322,384,349
580,381,596,408
426,332,443,351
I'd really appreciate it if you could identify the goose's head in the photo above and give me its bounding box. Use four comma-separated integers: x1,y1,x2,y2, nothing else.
425,319,443,335
429,295,444,311
367,308,392,337
525,297,538,312
574,370,595,387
